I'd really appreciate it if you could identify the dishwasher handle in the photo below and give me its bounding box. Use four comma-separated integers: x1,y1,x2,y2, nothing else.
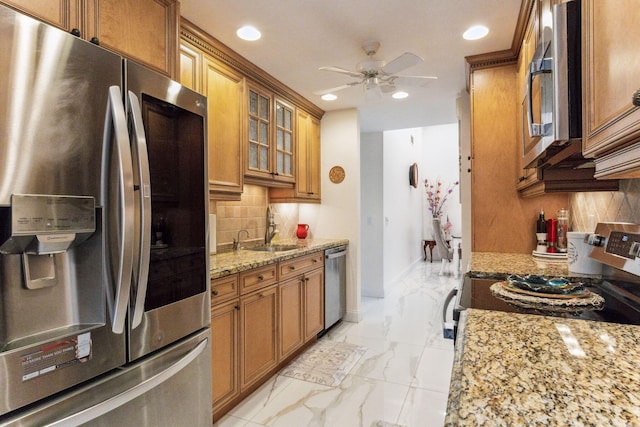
326,249,347,260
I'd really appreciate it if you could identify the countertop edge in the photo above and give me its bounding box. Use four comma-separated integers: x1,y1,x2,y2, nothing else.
209,238,349,279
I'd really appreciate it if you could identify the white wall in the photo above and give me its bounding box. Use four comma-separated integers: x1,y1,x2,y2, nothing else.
421,123,461,260
382,128,424,285
360,132,384,297
299,109,362,323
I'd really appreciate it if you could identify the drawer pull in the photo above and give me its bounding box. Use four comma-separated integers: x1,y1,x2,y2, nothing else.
312,259,318,263
235,305,240,311
258,275,264,281
289,266,296,271
212,290,219,296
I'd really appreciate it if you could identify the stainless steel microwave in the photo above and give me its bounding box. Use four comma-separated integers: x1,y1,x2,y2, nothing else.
522,0,582,168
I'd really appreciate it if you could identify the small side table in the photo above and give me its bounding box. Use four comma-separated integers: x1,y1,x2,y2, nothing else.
423,240,436,262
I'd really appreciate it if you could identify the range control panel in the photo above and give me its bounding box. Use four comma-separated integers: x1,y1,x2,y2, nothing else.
606,231,640,259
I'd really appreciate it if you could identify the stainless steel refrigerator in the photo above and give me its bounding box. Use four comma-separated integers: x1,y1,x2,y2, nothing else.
0,4,212,425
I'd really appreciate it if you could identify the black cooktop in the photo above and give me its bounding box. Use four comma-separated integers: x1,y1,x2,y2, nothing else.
456,276,640,326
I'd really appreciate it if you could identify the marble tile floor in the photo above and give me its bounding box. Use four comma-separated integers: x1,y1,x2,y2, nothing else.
214,260,460,427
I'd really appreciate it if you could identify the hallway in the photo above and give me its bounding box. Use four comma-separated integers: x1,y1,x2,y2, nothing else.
214,260,459,426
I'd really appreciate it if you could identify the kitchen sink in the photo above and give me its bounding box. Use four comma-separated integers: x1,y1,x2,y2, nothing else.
245,244,301,252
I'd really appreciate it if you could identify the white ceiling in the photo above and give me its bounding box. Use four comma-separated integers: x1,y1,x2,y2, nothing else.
180,0,522,132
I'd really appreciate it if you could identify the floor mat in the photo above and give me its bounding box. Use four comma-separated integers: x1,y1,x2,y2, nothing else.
279,341,367,386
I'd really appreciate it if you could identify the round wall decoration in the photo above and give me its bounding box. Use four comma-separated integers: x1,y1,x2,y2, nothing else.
329,166,345,184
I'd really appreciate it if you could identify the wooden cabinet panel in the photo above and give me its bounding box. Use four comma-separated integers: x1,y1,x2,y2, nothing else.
87,0,177,77
211,274,239,305
1,0,81,32
203,58,244,198
211,299,240,412
240,285,278,391
278,277,304,360
239,264,278,295
279,251,324,281
179,41,202,92
2,0,178,78
303,268,324,341
582,0,640,159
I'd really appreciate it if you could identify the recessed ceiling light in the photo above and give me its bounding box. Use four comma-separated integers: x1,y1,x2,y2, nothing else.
321,94,337,101
237,25,261,41
392,91,409,99
463,25,489,40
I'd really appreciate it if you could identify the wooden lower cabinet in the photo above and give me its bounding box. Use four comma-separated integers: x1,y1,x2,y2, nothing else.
211,299,240,413
239,284,278,391
212,252,326,421
278,277,304,360
304,268,325,340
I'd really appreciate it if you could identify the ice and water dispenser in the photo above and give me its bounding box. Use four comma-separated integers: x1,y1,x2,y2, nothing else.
0,194,101,352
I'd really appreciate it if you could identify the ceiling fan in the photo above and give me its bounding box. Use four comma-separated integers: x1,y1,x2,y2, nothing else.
314,40,437,96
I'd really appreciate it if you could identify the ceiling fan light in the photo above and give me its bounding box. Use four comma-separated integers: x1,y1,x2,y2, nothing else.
463,25,489,40
237,25,261,41
321,93,337,101
392,91,409,99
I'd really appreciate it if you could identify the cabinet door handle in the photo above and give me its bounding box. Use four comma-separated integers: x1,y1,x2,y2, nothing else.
258,275,264,281
90,36,100,45
289,266,295,271
312,259,318,263
235,305,240,311
259,293,264,298
70,28,81,37
212,290,219,296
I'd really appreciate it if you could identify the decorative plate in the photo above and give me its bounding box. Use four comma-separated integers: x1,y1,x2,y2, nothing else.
329,166,345,184
507,274,584,295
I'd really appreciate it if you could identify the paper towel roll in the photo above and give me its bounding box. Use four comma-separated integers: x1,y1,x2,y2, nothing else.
209,214,216,254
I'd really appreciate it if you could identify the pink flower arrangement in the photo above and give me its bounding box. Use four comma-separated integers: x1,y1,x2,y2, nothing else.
424,178,459,218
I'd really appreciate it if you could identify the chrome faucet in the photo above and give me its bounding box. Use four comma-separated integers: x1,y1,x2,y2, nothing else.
233,229,249,251
264,206,278,245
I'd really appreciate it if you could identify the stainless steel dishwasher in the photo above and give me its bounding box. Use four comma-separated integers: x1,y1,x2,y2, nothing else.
324,245,347,330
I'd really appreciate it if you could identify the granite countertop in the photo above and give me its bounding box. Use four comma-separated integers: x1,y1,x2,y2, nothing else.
446,308,640,426
469,252,602,282
209,238,348,279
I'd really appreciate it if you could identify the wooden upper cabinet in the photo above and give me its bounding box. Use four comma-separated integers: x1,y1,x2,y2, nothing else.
244,83,295,186
86,0,177,77
178,35,244,201
1,0,82,32
270,108,321,203
582,0,640,159
204,58,245,199
2,0,178,78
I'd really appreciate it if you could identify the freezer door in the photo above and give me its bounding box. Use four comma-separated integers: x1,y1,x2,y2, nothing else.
0,5,127,417
124,60,210,362
0,329,212,427
0,4,122,205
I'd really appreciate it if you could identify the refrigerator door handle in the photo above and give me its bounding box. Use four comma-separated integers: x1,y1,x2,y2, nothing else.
102,86,135,334
127,91,151,329
44,338,209,427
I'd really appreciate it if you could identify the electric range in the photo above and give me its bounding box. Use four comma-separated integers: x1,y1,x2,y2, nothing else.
446,222,640,340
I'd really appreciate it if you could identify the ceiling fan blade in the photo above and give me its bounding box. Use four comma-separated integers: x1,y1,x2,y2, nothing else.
392,75,438,87
382,52,423,75
313,82,360,96
379,83,397,94
319,66,363,78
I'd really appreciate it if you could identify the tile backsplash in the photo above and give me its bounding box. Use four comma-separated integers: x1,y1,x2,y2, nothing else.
569,179,640,231
214,184,301,250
